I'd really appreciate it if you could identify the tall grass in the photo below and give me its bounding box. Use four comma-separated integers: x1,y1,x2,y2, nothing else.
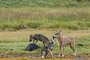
0,7,90,31
0,0,90,7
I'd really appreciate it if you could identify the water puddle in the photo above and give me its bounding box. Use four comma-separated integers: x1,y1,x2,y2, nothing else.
0,54,89,60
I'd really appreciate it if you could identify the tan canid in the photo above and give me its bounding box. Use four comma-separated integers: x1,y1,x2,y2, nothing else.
53,30,76,57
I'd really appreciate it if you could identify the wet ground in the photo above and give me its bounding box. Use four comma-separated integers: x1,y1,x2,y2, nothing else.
0,54,90,60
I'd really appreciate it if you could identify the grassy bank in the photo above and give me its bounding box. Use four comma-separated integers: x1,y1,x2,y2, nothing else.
0,29,90,54
0,7,90,31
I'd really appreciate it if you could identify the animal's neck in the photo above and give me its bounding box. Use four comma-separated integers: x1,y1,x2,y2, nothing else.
57,35,62,42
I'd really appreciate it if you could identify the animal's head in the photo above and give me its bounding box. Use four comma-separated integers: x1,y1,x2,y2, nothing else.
48,36,55,44
53,30,62,38
29,34,34,42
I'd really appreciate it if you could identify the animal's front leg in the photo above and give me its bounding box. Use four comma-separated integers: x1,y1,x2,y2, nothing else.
33,40,35,43
58,45,61,57
62,46,64,57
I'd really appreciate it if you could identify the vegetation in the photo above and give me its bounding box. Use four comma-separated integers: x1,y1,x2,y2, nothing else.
0,0,90,55
0,7,90,30
0,0,90,31
0,0,90,7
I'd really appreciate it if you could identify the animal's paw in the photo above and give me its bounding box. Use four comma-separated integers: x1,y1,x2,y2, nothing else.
42,56,45,59
51,55,54,57
73,53,76,56
58,54,61,57
61,54,64,57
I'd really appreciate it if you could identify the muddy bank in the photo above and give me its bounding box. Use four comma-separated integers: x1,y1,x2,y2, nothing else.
0,54,90,60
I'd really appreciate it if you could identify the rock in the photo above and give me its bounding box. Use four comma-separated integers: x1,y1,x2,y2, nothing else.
10,49,14,51
77,44,83,47
25,43,40,51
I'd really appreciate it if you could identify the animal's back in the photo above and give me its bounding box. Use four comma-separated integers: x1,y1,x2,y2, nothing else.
62,36,75,46
34,34,49,41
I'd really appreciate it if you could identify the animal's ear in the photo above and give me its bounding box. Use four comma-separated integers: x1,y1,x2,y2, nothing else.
32,35,34,38
58,30,61,33
30,34,34,38
59,30,61,32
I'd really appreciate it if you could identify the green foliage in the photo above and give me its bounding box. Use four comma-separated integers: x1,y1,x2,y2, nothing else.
0,0,90,7
0,1,90,31
26,22,43,29
0,22,22,30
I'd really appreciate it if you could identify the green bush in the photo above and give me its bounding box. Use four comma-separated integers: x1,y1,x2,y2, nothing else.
0,0,90,7
87,23,90,27
47,23,60,28
26,22,42,29
68,25,79,30
0,23,22,30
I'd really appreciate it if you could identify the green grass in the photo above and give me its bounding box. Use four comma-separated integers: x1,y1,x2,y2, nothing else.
0,38,90,55
0,30,90,55
0,0,90,55
0,0,90,7
0,0,90,30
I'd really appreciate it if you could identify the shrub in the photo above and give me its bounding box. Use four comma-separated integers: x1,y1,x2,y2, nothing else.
87,23,90,27
26,22,42,29
47,23,60,28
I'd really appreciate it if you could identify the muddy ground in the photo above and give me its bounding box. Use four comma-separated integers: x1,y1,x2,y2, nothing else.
0,54,90,60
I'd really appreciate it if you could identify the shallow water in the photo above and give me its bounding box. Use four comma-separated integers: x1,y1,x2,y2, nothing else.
0,58,74,60
0,54,89,60
0,57,89,60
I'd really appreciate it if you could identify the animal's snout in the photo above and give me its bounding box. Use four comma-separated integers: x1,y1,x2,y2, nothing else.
29,40,32,42
53,36,56,38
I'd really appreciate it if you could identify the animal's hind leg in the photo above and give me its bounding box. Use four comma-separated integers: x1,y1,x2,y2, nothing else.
42,55,45,59
70,43,76,56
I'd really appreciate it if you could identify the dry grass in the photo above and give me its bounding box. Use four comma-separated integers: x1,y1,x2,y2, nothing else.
0,29,90,43
0,7,90,20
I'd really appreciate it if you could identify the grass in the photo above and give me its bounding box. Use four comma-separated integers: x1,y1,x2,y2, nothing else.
0,0,90,31
0,0,90,55
0,0,90,7
0,7,90,30
0,29,90,55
